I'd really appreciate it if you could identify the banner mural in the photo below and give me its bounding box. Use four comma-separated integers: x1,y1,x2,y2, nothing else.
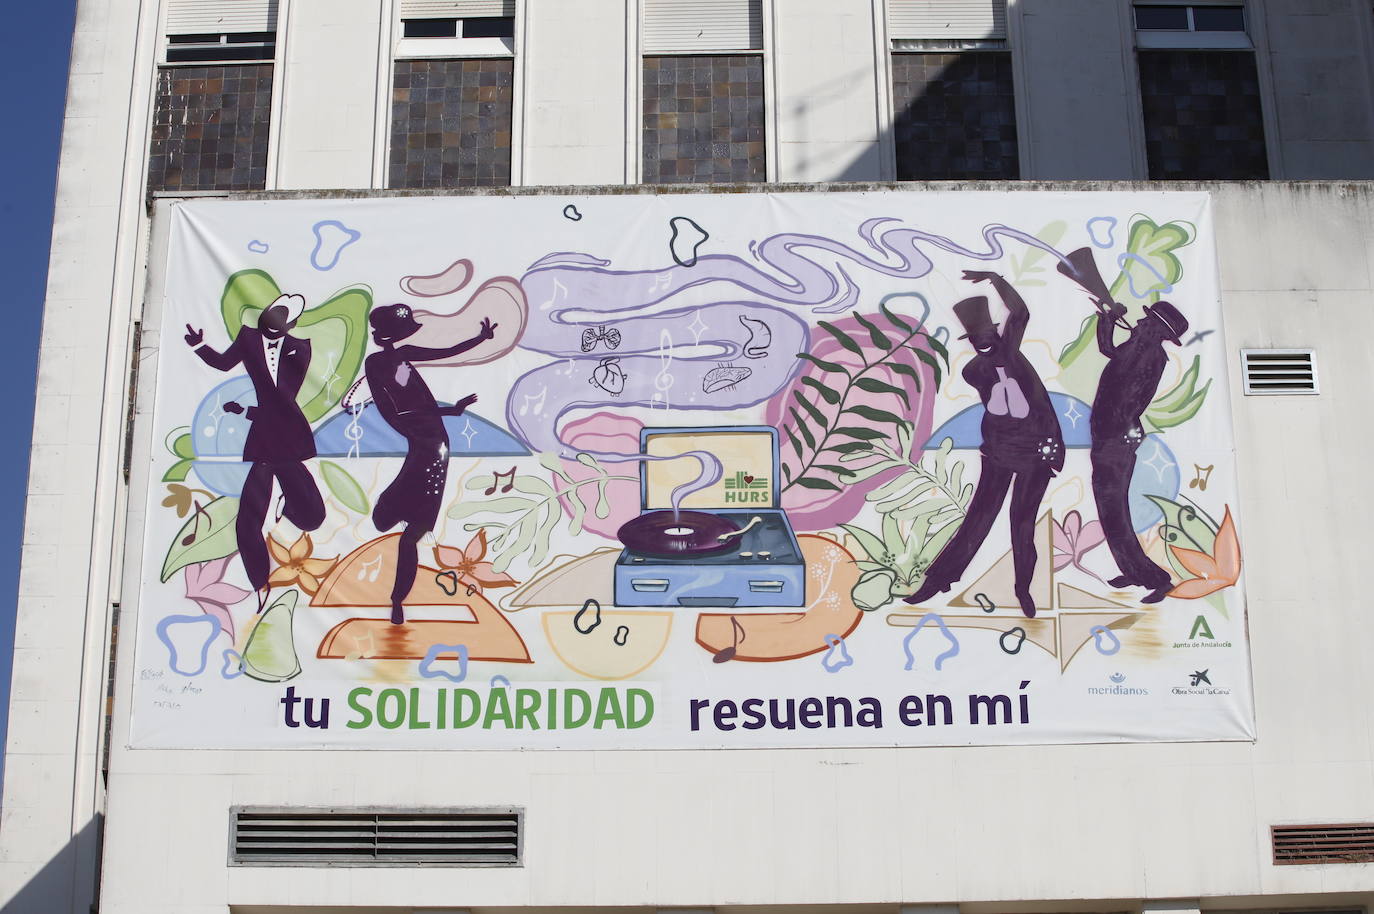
130,191,1254,748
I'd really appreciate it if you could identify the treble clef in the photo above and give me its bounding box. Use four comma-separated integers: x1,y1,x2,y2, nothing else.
653,328,674,409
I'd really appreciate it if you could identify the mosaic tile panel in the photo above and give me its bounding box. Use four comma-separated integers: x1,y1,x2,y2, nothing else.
643,55,766,185
1138,50,1268,180
147,64,273,192
389,58,514,189
891,52,1019,181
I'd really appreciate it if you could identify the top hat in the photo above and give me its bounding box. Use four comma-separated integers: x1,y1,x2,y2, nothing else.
369,303,422,342
953,295,997,340
1143,300,1188,344
263,293,306,324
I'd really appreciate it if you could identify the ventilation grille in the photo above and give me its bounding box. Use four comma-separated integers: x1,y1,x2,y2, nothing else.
1273,823,1374,865
1241,349,1318,396
643,0,764,52
230,807,522,867
888,0,1008,40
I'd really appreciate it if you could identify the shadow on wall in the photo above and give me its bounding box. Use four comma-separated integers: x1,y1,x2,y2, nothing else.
2,813,100,914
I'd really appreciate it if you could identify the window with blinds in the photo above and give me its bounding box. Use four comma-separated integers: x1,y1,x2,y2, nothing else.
164,0,278,63
643,0,763,53
397,0,515,54
888,0,1008,48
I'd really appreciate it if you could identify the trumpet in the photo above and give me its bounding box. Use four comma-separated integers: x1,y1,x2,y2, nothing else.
1058,247,1133,330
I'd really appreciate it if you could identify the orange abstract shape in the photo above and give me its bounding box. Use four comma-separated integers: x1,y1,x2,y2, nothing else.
1167,506,1241,599
695,536,863,662
266,532,337,596
432,530,519,595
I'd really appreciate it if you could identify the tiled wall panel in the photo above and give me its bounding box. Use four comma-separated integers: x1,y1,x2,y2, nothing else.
147,64,273,192
643,55,766,184
1138,50,1269,180
891,52,1019,181
389,58,514,189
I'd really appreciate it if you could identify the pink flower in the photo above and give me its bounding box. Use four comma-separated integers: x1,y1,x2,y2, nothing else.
183,554,252,639
1052,510,1106,582
433,530,519,595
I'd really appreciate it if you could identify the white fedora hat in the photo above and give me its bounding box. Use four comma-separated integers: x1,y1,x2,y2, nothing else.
265,293,306,324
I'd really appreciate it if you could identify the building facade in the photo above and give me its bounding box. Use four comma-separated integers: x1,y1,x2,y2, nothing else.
6,2,1374,913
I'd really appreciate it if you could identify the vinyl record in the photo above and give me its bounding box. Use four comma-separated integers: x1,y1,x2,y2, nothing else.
617,510,738,559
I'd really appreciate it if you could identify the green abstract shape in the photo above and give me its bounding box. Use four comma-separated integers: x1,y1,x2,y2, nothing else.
160,496,240,582
852,568,897,612
1143,494,1217,556
172,432,195,459
1057,216,1198,403
161,458,194,483
218,269,373,422
320,460,370,514
1143,356,1213,433
240,590,302,682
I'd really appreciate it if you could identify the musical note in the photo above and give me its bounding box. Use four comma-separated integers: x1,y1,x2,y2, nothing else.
1189,464,1214,492
181,500,210,546
650,271,672,294
484,467,517,495
613,625,629,646
712,616,746,663
518,386,546,416
573,598,602,634
357,554,383,583
652,329,674,408
540,277,568,312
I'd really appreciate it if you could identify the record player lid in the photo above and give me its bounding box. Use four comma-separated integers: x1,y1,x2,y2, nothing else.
641,426,779,511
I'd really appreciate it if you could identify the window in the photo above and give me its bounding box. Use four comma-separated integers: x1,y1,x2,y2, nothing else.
388,0,516,189
887,0,1019,180
642,0,766,184
1133,2,1267,179
147,0,278,192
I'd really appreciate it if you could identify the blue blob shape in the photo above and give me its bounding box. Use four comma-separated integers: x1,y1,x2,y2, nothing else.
311,219,361,271
418,643,469,683
821,633,853,673
901,612,960,672
313,408,531,458
924,393,1095,450
1090,625,1122,656
489,674,512,690
156,614,221,677
1128,434,1181,532
192,462,251,498
1087,216,1118,248
191,376,258,458
1117,252,1175,299
221,649,244,680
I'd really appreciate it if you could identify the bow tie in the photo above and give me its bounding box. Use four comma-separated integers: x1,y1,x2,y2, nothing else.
267,341,280,349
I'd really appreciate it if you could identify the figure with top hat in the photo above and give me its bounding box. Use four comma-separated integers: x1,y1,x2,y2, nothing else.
1089,296,1189,603
363,304,498,624
904,270,1063,618
185,293,326,610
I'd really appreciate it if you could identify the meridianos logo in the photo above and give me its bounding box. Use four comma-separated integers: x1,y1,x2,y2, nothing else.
1087,673,1149,697
1173,614,1233,649
1172,668,1232,696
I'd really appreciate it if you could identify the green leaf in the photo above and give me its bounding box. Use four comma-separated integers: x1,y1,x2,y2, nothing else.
162,458,194,483
782,462,794,483
797,352,851,376
913,348,944,389
845,404,906,427
792,390,829,428
172,433,195,460
240,590,301,682
839,523,888,562
923,334,950,366
825,441,873,454
319,460,369,514
813,464,856,478
817,320,865,359
794,476,841,491
879,300,914,333
832,426,887,440
801,376,841,405
448,495,533,518
854,377,910,408
788,408,817,449
160,496,240,582
887,360,924,391
852,311,893,350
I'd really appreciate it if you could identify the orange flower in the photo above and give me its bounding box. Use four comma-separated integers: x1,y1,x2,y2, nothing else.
433,530,519,595
1167,506,1241,599
267,532,337,595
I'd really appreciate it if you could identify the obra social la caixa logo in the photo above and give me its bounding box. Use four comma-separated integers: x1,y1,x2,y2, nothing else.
1087,672,1149,696
1171,668,1232,697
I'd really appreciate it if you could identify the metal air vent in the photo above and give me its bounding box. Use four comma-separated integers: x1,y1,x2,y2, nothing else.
1272,823,1374,865
230,807,522,867
1241,348,1318,395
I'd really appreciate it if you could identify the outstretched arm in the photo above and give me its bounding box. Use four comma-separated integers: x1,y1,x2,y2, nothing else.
397,316,498,363
1095,303,1125,357
186,325,242,372
963,271,1028,348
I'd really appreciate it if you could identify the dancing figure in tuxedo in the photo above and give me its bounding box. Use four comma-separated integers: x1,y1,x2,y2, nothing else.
185,293,325,606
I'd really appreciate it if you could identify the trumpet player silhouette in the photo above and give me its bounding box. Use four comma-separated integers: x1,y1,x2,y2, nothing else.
1058,247,1189,604
363,304,498,625
185,294,325,608
904,271,1064,618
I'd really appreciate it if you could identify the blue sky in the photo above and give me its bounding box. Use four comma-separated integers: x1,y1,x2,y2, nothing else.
0,2,78,788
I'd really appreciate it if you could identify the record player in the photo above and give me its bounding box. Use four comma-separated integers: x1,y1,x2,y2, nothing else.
613,426,807,608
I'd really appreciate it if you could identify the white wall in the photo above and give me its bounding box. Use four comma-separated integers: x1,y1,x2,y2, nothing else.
92,181,1374,914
